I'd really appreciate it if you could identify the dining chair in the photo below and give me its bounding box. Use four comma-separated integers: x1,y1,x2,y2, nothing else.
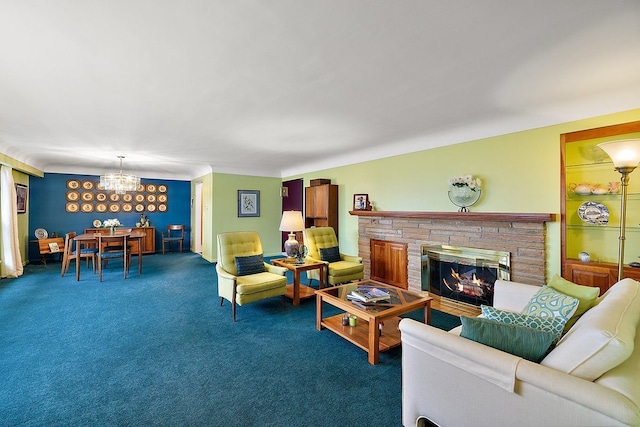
96,234,129,281
61,232,97,279
162,225,185,254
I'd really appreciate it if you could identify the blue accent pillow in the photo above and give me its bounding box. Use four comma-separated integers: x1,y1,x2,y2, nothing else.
460,315,557,363
319,246,341,263
481,305,566,344
235,254,266,276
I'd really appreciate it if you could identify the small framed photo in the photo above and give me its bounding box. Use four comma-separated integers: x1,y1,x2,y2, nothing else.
16,183,28,214
238,190,260,217
48,242,60,253
353,194,370,210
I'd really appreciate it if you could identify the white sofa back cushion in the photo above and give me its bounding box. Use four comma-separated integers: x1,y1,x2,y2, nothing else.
541,278,640,381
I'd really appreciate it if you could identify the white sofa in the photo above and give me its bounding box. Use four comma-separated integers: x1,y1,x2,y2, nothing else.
399,278,640,427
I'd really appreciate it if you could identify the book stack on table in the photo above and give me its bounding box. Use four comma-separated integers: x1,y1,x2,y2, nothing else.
347,286,391,308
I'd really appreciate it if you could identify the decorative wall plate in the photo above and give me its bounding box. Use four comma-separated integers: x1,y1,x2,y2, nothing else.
96,181,105,191
122,203,133,212
135,204,145,212
66,202,80,213
146,184,157,193
67,180,80,190
158,204,167,212
158,184,167,193
157,194,168,203
109,204,120,213
147,204,157,212
96,193,107,202
122,193,133,202
135,194,145,203
81,192,94,201
81,203,94,213
578,201,609,225
96,203,108,213
93,219,102,227
66,191,80,201
34,228,48,239
136,183,145,192
109,193,120,202
146,194,156,203
81,180,94,190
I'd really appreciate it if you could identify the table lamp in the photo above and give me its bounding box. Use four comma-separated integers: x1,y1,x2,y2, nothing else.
279,211,305,258
597,138,640,281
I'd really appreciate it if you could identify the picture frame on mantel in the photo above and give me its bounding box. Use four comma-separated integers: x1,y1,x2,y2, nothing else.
353,194,370,211
238,190,260,217
16,183,28,214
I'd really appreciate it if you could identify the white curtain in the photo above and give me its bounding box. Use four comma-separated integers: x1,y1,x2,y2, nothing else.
1,165,24,278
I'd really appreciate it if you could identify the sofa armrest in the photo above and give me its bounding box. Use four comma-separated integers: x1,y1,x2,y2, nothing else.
341,254,362,263
493,279,540,312
265,263,287,275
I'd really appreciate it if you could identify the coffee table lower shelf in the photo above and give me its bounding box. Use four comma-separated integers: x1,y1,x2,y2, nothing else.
321,314,402,354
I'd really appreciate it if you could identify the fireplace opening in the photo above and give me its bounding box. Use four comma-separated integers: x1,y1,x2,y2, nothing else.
421,245,510,307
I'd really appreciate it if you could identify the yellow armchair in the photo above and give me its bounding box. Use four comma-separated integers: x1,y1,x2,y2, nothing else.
303,227,364,286
217,231,288,321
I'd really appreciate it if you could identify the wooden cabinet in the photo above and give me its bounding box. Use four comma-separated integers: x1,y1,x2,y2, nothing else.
305,184,338,236
84,227,156,254
561,120,640,293
370,239,408,289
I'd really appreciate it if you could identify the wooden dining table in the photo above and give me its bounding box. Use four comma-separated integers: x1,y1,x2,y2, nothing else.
73,230,146,280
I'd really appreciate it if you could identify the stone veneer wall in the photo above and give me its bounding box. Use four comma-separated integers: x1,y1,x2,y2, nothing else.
355,213,552,293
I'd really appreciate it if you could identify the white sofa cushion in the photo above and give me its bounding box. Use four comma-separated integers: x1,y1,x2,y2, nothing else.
541,278,640,381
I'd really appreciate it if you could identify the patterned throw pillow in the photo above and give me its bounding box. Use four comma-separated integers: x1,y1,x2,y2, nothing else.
521,286,579,323
235,254,266,276
481,305,566,343
547,274,599,331
460,315,557,363
319,246,341,263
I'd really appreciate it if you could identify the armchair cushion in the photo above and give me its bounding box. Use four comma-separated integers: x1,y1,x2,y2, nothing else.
319,246,341,263
460,315,557,363
235,254,266,276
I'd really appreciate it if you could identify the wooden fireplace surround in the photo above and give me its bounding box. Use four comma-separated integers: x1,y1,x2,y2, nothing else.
350,211,555,293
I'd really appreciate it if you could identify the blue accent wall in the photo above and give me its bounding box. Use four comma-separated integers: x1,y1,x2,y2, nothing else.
28,173,191,262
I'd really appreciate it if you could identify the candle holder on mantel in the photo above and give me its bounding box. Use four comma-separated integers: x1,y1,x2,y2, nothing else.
448,186,481,212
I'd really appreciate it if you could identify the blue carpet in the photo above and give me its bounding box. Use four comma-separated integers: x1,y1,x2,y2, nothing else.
0,254,460,426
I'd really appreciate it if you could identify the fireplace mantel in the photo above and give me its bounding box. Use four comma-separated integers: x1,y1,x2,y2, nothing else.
349,210,555,223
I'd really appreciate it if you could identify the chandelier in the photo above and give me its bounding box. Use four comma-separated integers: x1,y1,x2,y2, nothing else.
100,156,140,195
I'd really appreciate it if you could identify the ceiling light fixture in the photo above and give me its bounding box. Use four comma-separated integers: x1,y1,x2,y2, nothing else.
100,156,140,195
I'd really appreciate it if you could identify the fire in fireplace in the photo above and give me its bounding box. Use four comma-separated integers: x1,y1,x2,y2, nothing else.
421,245,510,307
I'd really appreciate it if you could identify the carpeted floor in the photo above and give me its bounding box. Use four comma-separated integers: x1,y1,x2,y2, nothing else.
0,253,460,426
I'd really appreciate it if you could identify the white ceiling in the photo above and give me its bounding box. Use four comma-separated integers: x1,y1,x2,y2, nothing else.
1,1,639,180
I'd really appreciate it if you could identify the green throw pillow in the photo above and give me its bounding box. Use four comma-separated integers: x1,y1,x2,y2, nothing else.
460,316,557,363
521,286,579,323
481,305,566,344
547,274,599,331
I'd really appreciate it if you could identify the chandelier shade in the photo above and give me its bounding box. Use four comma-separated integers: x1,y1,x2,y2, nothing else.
100,156,140,195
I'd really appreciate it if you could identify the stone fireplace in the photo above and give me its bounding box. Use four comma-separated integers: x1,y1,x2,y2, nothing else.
349,211,555,296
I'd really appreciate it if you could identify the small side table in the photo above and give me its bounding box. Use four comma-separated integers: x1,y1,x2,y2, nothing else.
271,258,326,306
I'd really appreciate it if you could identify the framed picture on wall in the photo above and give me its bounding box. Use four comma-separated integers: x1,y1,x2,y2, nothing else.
16,183,27,214
238,190,260,217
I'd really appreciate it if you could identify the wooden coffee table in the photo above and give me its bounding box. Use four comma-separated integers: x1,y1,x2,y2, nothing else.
271,258,326,306
315,280,432,365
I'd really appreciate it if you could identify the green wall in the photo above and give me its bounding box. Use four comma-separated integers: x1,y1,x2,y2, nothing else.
285,108,640,281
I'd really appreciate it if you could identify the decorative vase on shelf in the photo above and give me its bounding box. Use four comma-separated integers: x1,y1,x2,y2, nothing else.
448,185,481,212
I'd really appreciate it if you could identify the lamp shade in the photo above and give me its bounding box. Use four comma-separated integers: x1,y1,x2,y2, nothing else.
279,211,305,232
598,139,640,168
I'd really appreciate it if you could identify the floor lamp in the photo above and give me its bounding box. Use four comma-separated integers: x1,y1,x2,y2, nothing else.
597,139,640,281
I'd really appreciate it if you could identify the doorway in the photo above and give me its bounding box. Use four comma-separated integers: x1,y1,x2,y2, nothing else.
281,178,304,250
